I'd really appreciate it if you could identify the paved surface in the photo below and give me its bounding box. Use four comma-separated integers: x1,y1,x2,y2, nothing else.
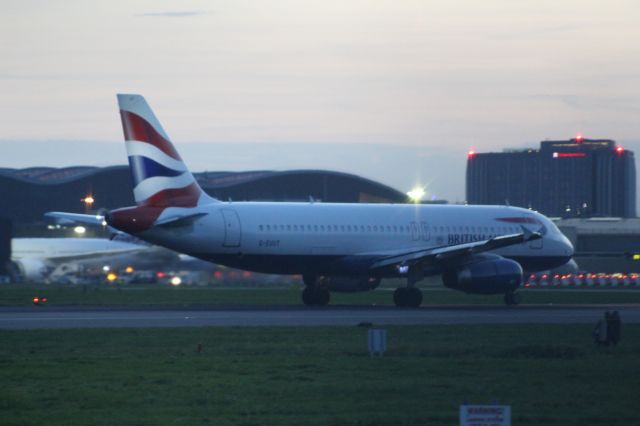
1,304,639,329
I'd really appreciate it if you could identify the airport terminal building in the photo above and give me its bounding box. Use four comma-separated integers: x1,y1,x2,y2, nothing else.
466,137,636,218
0,166,408,230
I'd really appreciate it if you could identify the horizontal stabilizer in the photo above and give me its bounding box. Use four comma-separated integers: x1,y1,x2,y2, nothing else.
154,212,208,227
45,212,106,226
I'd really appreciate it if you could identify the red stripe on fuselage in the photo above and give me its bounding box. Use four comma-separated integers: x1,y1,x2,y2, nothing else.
107,206,164,234
496,217,541,225
140,182,201,208
120,110,182,160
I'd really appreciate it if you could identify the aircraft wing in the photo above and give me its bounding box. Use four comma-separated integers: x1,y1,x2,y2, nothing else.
369,228,542,271
45,212,106,226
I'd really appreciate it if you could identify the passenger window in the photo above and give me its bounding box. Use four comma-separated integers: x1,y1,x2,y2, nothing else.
266,225,271,231
259,225,263,231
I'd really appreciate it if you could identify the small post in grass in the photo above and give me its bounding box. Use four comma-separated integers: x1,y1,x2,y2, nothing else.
367,328,386,357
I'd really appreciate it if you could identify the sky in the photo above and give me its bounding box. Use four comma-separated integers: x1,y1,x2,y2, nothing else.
2,0,640,202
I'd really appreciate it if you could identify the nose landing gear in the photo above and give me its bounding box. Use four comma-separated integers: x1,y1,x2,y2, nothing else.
504,291,521,306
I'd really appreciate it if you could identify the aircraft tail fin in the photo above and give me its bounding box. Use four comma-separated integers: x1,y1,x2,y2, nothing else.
117,94,216,207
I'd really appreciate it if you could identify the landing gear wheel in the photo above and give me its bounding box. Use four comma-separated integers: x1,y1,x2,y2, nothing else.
393,287,407,307
393,287,423,308
302,287,316,306
302,286,331,306
407,287,423,308
504,291,521,306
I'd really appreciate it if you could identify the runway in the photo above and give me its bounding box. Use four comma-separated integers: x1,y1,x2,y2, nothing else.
1,304,639,329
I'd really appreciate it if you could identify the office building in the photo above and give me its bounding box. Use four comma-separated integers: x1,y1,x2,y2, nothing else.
466,136,636,218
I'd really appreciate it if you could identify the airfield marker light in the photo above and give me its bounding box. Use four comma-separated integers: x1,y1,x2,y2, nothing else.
33,297,39,304
103,265,110,272
170,276,182,286
106,272,118,283
407,187,426,203
125,266,134,274
156,271,165,279
74,226,86,235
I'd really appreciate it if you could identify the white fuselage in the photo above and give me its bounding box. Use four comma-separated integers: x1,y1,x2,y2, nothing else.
138,202,573,276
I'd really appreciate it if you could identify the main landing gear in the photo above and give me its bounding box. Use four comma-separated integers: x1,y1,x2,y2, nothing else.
302,275,330,306
504,291,521,306
394,267,423,308
393,287,423,308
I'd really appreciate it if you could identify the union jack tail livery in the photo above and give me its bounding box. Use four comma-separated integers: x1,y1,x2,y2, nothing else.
117,94,215,207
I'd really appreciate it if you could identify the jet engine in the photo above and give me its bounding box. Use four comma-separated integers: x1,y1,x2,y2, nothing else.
12,259,50,282
442,257,522,295
325,276,381,293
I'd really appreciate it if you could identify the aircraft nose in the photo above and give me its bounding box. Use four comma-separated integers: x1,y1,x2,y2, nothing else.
560,234,574,257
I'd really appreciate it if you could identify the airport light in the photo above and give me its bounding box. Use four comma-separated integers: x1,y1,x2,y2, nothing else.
125,266,134,274
407,187,426,203
82,194,95,208
106,272,118,283
170,276,182,286
74,226,86,235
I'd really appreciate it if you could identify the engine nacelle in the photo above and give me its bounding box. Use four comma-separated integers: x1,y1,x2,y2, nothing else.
326,276,381,293
13,259,50,282
442,257,522,295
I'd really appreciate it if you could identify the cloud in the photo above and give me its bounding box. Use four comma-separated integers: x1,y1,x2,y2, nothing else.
136,11,207,18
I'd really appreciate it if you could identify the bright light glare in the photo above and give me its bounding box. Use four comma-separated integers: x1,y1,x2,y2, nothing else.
407,187,426,202
106,272,118,282
170,276,182,286
74,226,86,234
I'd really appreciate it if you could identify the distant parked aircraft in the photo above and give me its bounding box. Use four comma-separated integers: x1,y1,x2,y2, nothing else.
11,237,145,282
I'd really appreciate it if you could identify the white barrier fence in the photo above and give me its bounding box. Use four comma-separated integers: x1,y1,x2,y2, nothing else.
524,273,640,288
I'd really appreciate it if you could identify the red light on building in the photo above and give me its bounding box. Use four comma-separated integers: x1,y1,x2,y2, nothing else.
553,152,586,158
467,150,476,159
616,146,624,154
575,134,584,142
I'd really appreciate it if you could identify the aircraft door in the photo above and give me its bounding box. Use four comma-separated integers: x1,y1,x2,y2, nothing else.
220,209,242,247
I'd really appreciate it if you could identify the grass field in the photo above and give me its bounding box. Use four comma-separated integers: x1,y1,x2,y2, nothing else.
2,282,640,307
1,324,638,425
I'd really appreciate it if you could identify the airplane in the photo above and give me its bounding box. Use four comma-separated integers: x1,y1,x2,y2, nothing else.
49,93,574,306
11,237,147,282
